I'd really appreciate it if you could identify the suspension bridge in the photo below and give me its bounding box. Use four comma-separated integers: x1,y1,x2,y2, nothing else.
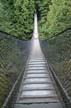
1,13,71,108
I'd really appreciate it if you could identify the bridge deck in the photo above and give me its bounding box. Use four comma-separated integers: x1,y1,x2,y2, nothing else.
14,39,63,108
14,13,64,108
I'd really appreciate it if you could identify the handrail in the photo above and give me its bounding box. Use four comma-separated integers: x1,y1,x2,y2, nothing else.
48,63,71,108
2,67,25,108
54,27,71,37
40,30,71,108
0,33,31,108
40,43,71,108
39,27,71,40
0,30,32,41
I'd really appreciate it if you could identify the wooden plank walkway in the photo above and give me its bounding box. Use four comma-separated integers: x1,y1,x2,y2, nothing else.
17,57,58,102
14,13,64,108
14,40,63,108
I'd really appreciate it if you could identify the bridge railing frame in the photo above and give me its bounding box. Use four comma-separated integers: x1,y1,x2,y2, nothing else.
39,29,71,108
0,31,31,108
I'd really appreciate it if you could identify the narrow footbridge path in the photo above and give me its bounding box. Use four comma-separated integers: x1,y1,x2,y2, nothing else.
14,13,64,108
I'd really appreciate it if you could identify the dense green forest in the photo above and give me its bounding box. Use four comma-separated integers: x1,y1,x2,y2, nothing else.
37,0,71,39
35,0,51,39
0,0,71,39
0,0,35,39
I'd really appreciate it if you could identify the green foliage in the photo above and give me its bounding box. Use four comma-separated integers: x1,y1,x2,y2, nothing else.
47,0,71,37
0,0,35,39
36,0,71,39
35,0,51,38
0,0,71,39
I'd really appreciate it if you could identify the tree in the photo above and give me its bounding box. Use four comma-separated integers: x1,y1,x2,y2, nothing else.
35,0,51,38
0,0,35,39
47,0,71,37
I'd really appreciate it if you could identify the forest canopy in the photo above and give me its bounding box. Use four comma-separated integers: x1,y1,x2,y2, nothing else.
0,0,71,39
0,0,35,39
37,0,71,39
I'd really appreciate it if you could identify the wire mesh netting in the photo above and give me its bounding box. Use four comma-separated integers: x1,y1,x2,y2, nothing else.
0,32,31,107
40,29,71,107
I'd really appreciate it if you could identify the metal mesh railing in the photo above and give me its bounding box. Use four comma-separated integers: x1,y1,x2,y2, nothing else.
0,32,31,108
40,29,71,108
